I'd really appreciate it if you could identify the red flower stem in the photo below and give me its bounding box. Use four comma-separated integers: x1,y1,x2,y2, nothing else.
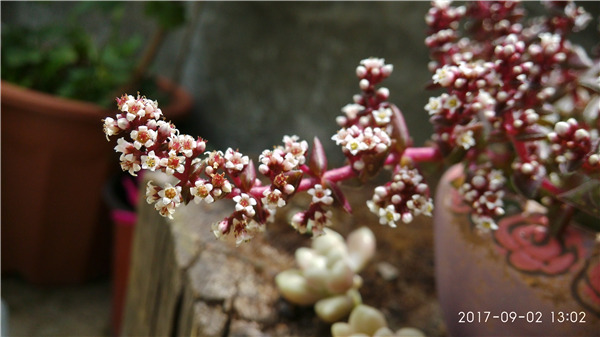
244,146,442,199
403,147,443,162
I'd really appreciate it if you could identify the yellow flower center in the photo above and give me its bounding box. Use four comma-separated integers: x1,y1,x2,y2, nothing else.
165,188,177,199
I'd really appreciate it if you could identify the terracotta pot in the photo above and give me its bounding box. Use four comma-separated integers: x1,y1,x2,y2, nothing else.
434,164,600,337
1,78,192,284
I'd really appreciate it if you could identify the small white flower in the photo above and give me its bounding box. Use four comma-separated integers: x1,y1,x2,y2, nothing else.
341,104,365,121
308,210,332,237
360,127,382,151
433,65,457,87
154,199,178,219
308,184,334,205
378,205,400,228
130,125,157,150
224,148,249,172
344,134,368,156
539,32,561,54
234,219,265,246
160,150,186,175
472,215,498,232
158,183,182,206
212,220,229,240
120,153,141,176
233,193,257,217
488,169,506,190
425,96,443,115
478,191,503,211
372,107,393,125
262,188,286,208
259,148,284,167
456,129,476,150
407,194,434,217
190,180,214,204
283,135,309,164
140,151,160,171
281,152,299,171
443,94,462,112
291,212,307,233
171,135,198,158
114,138,134,155
145,181,161,204
103,117,120,140
360,57,386,70
332,128,349,146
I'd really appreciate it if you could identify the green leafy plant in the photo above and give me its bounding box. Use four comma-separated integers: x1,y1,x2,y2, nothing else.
1,2,187,107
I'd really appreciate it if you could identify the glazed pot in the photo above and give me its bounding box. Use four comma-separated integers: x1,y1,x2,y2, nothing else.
434,165,599,336
1,77,192,284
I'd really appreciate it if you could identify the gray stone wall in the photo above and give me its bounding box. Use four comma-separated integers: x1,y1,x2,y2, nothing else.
169,2,434,164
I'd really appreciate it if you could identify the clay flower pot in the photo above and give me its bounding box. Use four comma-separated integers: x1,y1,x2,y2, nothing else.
434,165,600,336
1,77,192,284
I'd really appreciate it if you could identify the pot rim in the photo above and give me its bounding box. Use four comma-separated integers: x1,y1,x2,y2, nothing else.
1,76,192,122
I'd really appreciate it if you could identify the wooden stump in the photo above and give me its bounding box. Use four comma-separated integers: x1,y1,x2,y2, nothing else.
122,172,446,336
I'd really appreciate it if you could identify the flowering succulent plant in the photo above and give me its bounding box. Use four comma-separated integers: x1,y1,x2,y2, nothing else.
423,0,599,234
103,0,598,241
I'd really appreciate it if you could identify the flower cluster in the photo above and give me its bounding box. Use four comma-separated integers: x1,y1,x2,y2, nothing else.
330,57,438,228
104,94,207,217
201,134,311,245
104,94,308,245
367,166,433,228
458,165,507,231
332,58,398,173
425,0,599,232
290,184,334,237
548,118,597,172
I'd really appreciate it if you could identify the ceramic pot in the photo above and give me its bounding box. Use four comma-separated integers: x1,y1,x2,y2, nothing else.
1,78,192,284
434,164,600,336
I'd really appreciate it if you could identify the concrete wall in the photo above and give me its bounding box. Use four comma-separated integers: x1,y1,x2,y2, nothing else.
169,2,434,164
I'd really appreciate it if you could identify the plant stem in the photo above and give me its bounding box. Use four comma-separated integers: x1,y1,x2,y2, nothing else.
404,147,443,162
243,146,443,200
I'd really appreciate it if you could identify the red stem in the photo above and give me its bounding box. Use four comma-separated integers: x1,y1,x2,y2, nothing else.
243,146,443,199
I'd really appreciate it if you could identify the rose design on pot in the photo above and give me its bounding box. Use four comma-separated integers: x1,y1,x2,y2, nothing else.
572,253,600,317
493,213,585,275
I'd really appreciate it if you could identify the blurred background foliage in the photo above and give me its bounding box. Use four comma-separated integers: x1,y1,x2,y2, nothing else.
1,2,186,107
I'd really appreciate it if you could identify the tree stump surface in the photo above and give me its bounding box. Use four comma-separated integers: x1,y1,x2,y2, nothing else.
122,172,446,336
